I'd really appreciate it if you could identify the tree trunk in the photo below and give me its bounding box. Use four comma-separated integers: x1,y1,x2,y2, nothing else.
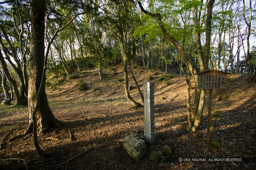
54,42,70,76
192,89,205,132
1,68,11,105
228,28,235,74
192,0,215,131
26,0,60,134
50,48,57,68
236,48,240,73
128,61,144,103
69,41,75,69
180,66,192,131
98,62,104,81
206,89,213,143
120,42,141,107
193,5,205,71
210,49,217,69
72,42,81,73
242,0,252,77
146,46,150,71
19,84,27,105
0,50,21,105
222,34,227,72
140,36,146,67
204,0,215,69
23,55,28,95
218,33,222,70
0,25,27,105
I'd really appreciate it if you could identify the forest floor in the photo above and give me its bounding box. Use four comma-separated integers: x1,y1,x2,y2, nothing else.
0,64,256,170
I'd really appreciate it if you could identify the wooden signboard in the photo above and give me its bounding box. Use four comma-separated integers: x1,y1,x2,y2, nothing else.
198,70,227,90
197,70,227,143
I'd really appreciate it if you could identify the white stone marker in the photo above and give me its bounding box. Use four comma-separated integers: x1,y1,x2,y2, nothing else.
143,81,155,144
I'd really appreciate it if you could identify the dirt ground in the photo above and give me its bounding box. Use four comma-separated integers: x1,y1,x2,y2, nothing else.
0,65,256,170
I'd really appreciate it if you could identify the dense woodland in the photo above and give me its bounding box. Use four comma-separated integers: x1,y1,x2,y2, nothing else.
0,0,256,169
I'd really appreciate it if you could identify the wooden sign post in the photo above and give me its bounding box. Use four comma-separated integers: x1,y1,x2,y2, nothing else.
198,70,227,143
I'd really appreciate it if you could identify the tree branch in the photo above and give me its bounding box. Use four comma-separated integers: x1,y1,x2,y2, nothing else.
242,0,250,27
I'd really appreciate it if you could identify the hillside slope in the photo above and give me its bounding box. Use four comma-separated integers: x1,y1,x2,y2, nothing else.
0,64,255,169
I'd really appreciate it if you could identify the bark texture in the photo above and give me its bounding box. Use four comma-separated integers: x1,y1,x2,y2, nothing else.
26,0,60,134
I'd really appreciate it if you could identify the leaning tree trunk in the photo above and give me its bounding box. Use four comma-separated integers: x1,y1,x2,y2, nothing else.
128,61,144,103
26,0,60,134
192,89,205,132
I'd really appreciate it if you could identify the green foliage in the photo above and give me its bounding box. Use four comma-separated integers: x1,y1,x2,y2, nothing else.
78,80,88,91
159,56,172,65
173,0,203,14
46,72,64,89
133,19,162,42
157,74,166,81
158,74,170,86
161,79,169,86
